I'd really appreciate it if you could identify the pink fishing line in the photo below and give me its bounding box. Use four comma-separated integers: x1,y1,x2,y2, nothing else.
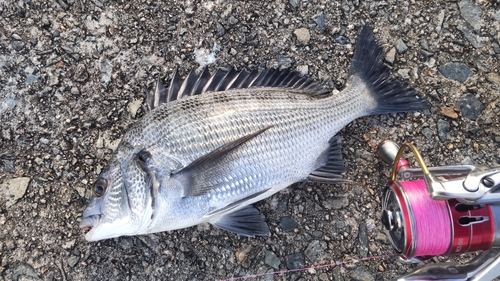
402,179,451,256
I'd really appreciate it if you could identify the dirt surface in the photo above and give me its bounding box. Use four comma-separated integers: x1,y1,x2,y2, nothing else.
1,0,500,280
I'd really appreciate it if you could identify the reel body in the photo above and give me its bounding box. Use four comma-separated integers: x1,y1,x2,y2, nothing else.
377,140,500,281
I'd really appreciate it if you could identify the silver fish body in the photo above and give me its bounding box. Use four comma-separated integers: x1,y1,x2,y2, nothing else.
80,26,429,241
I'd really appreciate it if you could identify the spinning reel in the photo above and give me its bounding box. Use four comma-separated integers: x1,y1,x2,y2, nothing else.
377,140,500,281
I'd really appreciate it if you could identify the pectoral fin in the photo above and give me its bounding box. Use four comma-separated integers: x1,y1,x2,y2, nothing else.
212,205,270,237
179,126,271,197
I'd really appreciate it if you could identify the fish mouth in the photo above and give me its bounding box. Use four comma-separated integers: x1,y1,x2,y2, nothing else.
79,217,95,237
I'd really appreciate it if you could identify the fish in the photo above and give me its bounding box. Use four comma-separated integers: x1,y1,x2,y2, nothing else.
80,25,429,241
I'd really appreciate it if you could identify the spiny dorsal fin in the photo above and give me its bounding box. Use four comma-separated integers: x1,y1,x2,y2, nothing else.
145,67,332,111
307,135,350,184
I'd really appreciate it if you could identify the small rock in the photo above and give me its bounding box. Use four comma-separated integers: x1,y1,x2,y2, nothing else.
289,0,300,8
324,196,349,210
294,28,310,44
375,232,389,244
277,56,292,69
67,255,79,267
438,62,473,83
228,16,238,25
285,253,304,270
332,266,344,281
128,99,142,118
13,264,41,281
458,93,484,121
397,69,410,79
358,222,368,257
26,74,40,83
385,48,396,64
458,0,482,31
441,106,458,119
334,35,350,45
0,177,30,208
119,237,134,250
487,73,500,89
297,65,308,75
304,240,321,263
236,245,252,265
12,41,25,51
437,119,451,142
421,127,433,140
279,216,298,232
494,10,500,22
264,251,280,269
457,24,483,49
312,13,326,28
395,38,407,54
216,23,225,36
350,266,375,281
74,63,89,82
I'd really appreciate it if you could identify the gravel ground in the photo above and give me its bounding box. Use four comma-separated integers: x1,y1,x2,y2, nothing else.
1,0,500,280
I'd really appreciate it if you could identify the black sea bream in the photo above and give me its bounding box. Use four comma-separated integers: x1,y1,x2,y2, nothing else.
80,26,429,241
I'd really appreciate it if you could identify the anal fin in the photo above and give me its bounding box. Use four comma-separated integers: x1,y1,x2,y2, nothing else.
212,205,270,237
307,135,350,183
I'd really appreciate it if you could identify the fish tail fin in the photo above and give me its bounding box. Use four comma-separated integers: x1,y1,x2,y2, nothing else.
348,25,429,114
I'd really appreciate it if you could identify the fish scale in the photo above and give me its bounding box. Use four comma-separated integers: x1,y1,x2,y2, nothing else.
80,26,430,241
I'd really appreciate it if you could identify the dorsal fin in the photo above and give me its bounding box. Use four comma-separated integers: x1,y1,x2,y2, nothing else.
145,67,332,111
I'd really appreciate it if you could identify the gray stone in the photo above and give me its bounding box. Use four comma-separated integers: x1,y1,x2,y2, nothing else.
285,253,304,270
312,13,326,28
332,266,344,281
437,119,450,142
294,28,310,44
277,56,292,69
304,240,321,263
395,38,407,54
13,264,42,281
458,0,482,31
228,16,238,25
350,266,375,281
457,24,484,49
0,177,30,208
334,35,350,45
494,10,500,22
458,93,484,120
385,48,396,64
216,23,225,36
289,0,300,8
397,69,411,79
438,62,473,83
324,196,349,210
26,74,40,83
358,222,368,257
421,127,433,140
67,255,79,267
12,41,25,51
279,216,298,232
264,251,280,269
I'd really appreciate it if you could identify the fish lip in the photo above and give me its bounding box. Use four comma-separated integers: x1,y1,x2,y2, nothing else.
79,216,97,239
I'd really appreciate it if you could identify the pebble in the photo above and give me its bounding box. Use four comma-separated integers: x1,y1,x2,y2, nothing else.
277,56,292,69
458,93,484,121
494,10,500,22
334,35,350,45
438,62,473,83
397,69,410,79
358,222,369,257
74,63,89,82
312,13,326,28
323,196,349,210
457,24,483,49
304,240,321,263
395,38,408,54
441,106,459,119
437,119,450,142
289,0,300,8
279,216,298,232
350,266,375,281
216,23,225,36
332,266,344,281
458,0,482,31
11,40,25,51
128,99,142,118
264,251,280,269
285,253,304,270
486,73,500,88
13,264,41,281
385,48,396,64
0,177,30,208
67,255,80,267
294,28,310,44
26,74,40,83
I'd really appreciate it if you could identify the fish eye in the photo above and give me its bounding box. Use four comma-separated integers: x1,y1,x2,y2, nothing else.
93,179,108,197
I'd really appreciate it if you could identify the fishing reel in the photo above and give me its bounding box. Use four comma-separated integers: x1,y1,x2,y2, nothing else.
376,140,500,281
